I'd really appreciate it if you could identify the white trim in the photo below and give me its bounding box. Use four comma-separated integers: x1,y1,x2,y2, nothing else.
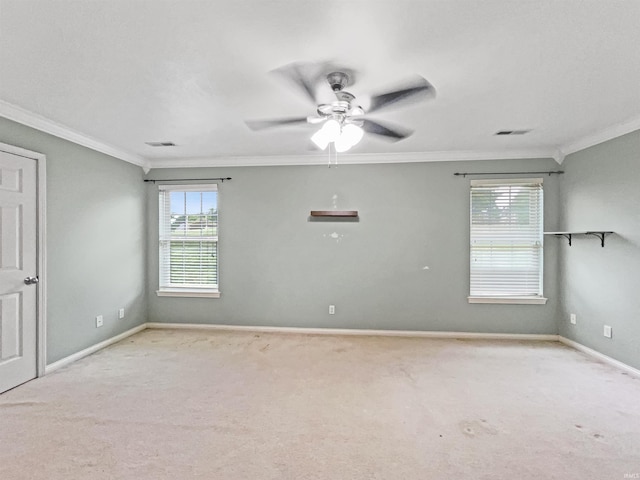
470,177,543,186
36,152,47,377
44,324,147,374
145,322,558,341
157,183,218,192
468,296,548,305
0,142,46,161
551,149,565,164
36,323,640,379
560,114,640,158
0,99,149,169
157,185,220,295
0,142,48,378
3,96,638,169
156,290,220,298
38,322,557,375
147,148,559,169
559,336,640,379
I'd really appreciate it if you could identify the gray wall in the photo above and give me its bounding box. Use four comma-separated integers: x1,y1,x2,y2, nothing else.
0,118,147,363
4,112,637,367
558,130,640,370
147,158,560,334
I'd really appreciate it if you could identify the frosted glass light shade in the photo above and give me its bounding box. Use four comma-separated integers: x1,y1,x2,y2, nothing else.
311,119,341,150
334,134,352,152
321,119,341,142
341,124,364,146
311,129,330,150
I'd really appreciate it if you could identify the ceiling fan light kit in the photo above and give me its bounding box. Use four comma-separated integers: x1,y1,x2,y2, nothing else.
245,62,436,154
311,118,364,152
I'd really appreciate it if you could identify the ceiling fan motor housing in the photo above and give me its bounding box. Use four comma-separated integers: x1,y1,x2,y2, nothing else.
327,71,350,92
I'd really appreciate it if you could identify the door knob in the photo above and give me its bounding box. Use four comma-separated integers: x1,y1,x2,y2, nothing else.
24,276,39,285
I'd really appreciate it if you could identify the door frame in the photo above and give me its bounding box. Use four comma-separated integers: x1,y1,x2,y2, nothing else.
0,142,47,378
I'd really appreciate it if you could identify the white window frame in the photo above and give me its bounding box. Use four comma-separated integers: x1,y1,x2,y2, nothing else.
468,178,547,305
157,184,220,298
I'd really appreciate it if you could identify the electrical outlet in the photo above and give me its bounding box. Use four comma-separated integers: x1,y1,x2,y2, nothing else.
118,308,125,319
329,305,335,315
570,313,577,325
96,315,104,328
603,325,612,338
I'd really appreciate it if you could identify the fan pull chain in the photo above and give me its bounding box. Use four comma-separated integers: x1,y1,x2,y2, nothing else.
327,142,331,168
327,142,339,168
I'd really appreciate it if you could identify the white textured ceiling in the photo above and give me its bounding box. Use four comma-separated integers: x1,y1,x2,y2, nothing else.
1,0,639,167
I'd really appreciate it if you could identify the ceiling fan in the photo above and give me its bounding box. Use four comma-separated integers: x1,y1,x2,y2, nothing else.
245,62,436,152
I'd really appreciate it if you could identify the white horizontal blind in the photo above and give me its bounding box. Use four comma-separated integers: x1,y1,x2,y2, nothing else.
470,179,543,297
159,184,218,291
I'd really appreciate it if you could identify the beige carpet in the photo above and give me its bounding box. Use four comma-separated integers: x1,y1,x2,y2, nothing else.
1,329,639,479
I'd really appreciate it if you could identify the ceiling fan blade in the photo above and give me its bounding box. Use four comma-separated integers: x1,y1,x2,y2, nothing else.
367,76,435,113
361,119,413,141
245,117,310,131
272,62,321,104
307,116,327,125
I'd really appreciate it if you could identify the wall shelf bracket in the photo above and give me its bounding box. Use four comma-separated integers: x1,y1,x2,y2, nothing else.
585,231,612,247
544,231,613,247
559,233,572,246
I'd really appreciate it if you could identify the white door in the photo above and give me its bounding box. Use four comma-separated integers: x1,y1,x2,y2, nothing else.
0,150,38,394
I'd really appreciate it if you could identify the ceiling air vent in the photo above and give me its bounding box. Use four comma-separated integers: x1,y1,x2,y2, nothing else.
495,130,531,136
145,141,176,147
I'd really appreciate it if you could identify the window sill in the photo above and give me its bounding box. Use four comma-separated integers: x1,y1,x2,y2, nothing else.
156,290,220,298
468,296,548,305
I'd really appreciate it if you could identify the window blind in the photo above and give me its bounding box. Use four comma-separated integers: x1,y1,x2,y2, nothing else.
158,184,218,292
470,178,543,297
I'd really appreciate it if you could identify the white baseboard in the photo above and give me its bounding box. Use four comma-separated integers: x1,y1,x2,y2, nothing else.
558,336,640,378
49,324,639,379
145,322,558,341
44,324,147,374
41,323,557,377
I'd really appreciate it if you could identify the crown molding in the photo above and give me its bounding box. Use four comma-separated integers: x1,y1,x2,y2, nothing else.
560,114,640,159
3,97,636,170
0,99,149,169
147,148,559,169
